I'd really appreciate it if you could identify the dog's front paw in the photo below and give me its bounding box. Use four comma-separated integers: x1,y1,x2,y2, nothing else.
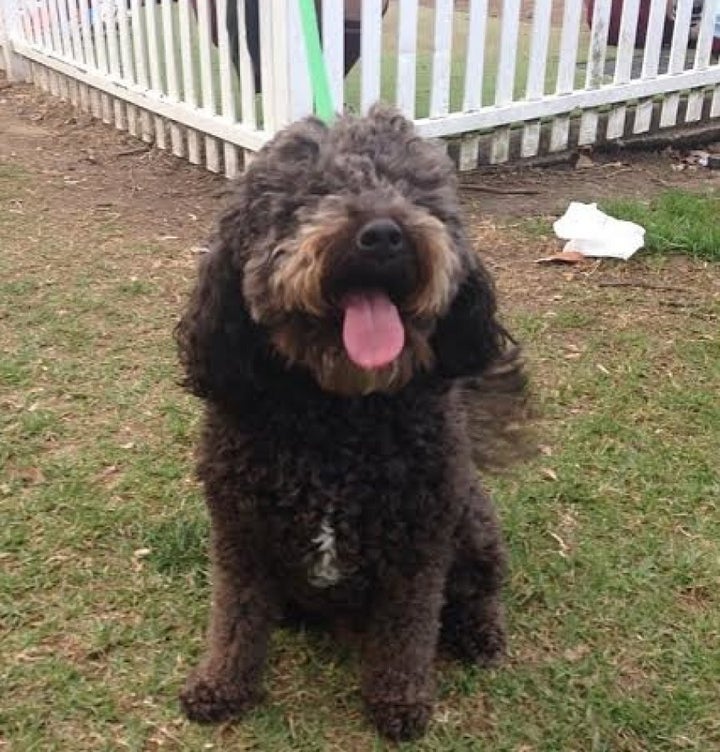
455,622,507,668
180,669,260,724
474,623,507,667
442,607,507,667
367,700,432,741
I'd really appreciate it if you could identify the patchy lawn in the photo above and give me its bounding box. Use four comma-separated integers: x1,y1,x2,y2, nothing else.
603,190,720,261
1,83,719,751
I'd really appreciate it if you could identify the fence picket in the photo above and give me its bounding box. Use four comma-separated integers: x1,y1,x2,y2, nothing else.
521,0,552,158
19,2,34,46
178,0,201,162
117,0,136,133
216,0,238,176
57,0,72,55
45,0,62,96
54,0,77,105
36,0,52,52
579,0,611,146
54,0,72,101
29,61,40,88
429,0,453,118
550,0,583,152
396,0,418,117
287,0,312,120
93,1,113,121
145,0,165,144
259,0,276,129
196,0,220,171
633,0,669,133
606,0,641,140
75,0,95,113
360,0,383,112
129,0,153,140
17,7,32,48
18,1,32,47
106,0,126,130
490,0,521,163
660,0,694,128
159,0,182,154
322,0,344,114
236,0,257,129
686,0,717,122
65,1,81,59
66,0,86,108
458,0,488,170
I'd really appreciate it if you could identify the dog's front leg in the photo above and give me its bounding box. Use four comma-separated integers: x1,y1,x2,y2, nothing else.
180,522,277,724
361,562,449,741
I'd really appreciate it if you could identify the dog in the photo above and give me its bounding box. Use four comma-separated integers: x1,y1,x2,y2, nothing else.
175,105,526,741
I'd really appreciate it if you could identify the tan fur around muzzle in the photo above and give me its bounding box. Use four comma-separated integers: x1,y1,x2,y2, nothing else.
243,195,461,396
256,198,459,320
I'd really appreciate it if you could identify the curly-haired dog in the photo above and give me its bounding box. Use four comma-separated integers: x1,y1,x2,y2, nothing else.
175,106,526,741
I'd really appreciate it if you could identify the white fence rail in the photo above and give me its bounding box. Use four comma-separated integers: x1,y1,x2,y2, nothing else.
1,0,720,174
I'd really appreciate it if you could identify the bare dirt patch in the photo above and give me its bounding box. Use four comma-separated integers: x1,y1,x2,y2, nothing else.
0,80,223,255
460,147,720,219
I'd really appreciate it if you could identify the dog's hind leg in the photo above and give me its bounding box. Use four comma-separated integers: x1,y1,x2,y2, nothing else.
440,490,508,666
180,519,278,724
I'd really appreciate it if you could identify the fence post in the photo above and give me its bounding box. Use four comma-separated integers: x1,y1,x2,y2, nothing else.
1,0,31,81
261,0,313,135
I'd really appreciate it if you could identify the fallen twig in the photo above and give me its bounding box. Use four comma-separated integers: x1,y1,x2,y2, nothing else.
115,146,150,158
658,300,696,309
460,184,541,196
598,281,690,293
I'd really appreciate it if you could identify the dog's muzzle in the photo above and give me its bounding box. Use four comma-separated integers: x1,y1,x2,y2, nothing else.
324,217,419,305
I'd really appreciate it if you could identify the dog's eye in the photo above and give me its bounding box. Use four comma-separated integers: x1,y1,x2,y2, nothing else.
270,246,289,264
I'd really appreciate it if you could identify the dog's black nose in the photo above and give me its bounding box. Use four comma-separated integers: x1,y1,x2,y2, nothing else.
356,218,405,257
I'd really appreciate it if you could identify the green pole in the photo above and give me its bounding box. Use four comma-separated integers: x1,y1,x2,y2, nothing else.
297,0,335,123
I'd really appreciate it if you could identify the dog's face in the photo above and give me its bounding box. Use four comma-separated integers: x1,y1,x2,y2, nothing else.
244,189,460,395
178,107,510,401
238,108,476,395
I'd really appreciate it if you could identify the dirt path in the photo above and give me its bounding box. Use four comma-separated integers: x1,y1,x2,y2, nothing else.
0,82,223,254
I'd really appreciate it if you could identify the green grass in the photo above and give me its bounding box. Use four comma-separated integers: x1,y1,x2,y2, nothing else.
602,190,720,261
2,157,720,751
514,190,720,262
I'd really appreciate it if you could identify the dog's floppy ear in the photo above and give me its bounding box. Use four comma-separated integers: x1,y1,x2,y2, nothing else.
175,228,270,404
431,258,513,379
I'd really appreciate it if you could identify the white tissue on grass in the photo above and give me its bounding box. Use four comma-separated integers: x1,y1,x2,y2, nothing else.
553,202,646,261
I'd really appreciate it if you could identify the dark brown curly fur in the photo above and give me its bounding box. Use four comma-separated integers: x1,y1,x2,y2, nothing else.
175,106,527,741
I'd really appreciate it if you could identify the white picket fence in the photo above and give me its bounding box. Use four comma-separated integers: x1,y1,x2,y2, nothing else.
1,0,720,175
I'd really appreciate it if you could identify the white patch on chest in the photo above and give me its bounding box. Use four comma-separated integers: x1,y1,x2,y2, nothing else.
307,515,342,588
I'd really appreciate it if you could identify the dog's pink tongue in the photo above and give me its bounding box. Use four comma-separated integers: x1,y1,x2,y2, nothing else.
342,292,405,370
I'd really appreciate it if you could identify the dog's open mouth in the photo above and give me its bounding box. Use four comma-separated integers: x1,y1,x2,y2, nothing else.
341,290,405,371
